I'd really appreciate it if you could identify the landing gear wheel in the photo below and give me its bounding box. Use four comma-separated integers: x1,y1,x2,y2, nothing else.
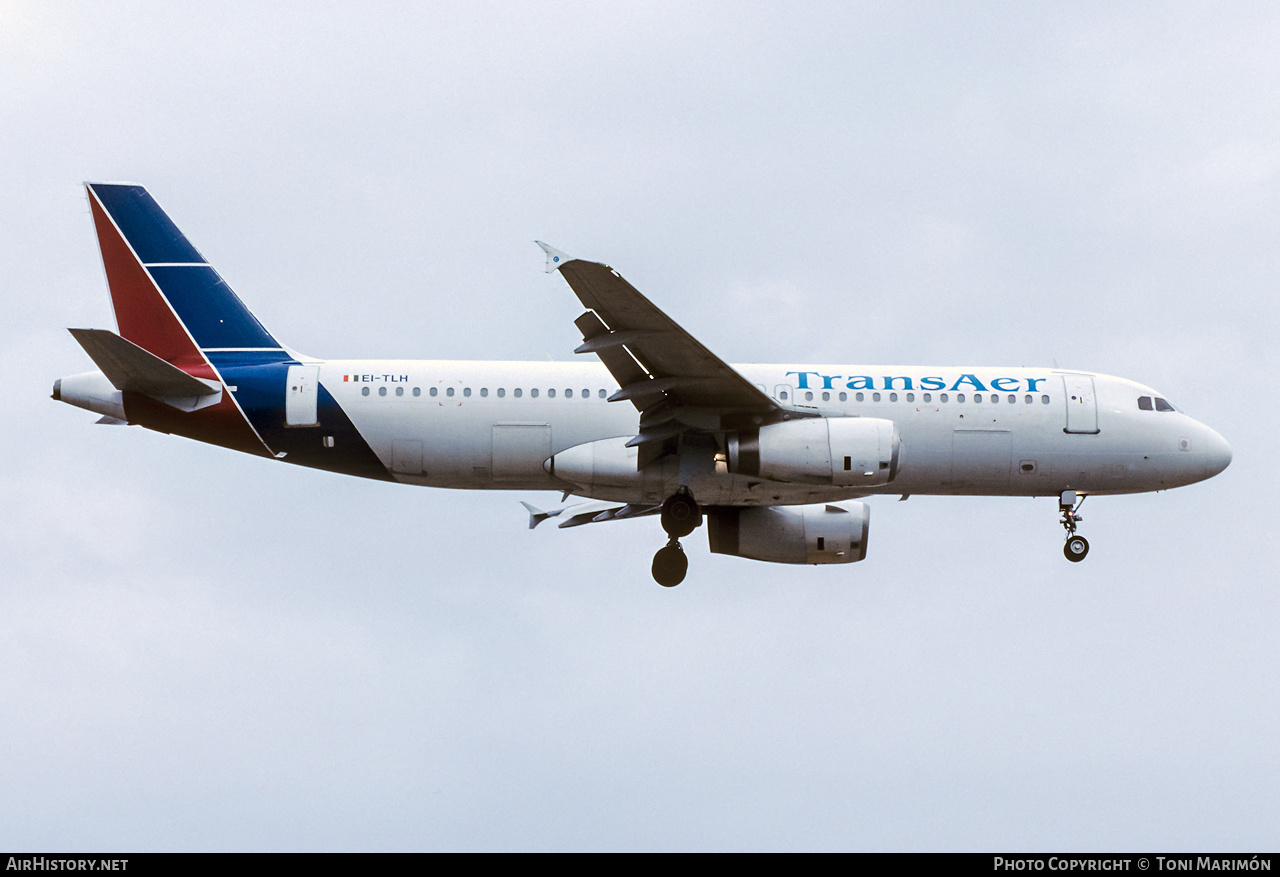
660,488,701,539
652,541,688,587
1064,535,1090,562
1057,491,1090,563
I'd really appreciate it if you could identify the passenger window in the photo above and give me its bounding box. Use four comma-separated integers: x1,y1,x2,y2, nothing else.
361,387,370,396
379,386,387,397
990,394,997,404
957,393,965,403
889,392,898,402
514,388,522,398
975,394,982,403
446,387,454,397
906,393,914,402
463,388,471,397
413,387,420,397
1024,394,1032,404
1138,396,1153,411
940,393,949,403
923,393,931,403
548,389,556,398
855,392,864,402
1041,395,1050,404
822,391,830,401
598,390,606,399
531,389,539,398
779,391,789,401
804,391,813,401
497,388,505,398
480,388,488,397
1008,394,1015,404
872,392,881,402
395,386,404,396
565,389,573,398
430,387,438,397
839,392,847,401
581,388,589,398
1155,397,1175,412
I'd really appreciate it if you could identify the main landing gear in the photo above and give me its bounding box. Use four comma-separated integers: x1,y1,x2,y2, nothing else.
1059,490,1089,562
652,488,701,587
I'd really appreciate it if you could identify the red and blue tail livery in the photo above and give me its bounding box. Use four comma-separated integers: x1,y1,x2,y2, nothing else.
55,183,1231,586
64,183,389,477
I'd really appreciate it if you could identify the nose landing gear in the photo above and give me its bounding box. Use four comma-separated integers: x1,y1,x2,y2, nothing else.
1059,490,1089,562
653,488,701,586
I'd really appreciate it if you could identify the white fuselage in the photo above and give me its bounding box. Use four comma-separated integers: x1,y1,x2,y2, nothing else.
309,360,1230,504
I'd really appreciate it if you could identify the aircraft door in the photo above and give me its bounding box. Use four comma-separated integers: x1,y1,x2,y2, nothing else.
492,423,552,482
1062,374,1099,434
392,440,423,475
285,365,320,427
951,429,1012,488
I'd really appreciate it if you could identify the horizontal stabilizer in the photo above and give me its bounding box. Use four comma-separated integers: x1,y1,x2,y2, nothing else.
68,328,220,398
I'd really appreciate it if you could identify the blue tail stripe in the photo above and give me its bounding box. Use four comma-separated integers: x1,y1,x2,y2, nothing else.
211,354,394,483
90,184,205,264
148,266,278,349
203,350,291,366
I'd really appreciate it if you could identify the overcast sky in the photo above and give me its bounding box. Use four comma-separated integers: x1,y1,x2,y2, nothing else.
2,1,1276,851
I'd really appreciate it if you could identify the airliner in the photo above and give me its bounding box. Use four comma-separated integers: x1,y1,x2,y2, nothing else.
53,183,1232,586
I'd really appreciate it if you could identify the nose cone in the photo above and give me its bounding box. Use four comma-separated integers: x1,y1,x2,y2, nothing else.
1203,427,1232,478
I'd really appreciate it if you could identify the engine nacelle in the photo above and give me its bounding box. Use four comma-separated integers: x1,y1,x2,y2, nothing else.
545,436,678,494
727,417,900,487
707,501,870,565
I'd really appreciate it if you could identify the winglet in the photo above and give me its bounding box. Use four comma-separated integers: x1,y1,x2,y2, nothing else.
520,500,558,530
535,241,573,274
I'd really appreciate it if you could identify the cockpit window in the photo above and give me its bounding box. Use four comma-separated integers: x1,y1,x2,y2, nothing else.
1138,396,1153,411
1154,397,1175,412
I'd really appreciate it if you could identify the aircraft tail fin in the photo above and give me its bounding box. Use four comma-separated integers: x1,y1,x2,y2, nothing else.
84,183,283,375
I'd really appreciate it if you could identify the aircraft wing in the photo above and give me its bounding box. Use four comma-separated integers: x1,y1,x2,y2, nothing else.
521,499,660,529
538,243,780,415
539,244,799,466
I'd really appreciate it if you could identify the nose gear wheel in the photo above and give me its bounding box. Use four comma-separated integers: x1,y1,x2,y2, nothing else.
1064,535,1090,562
1058,491,1090,562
